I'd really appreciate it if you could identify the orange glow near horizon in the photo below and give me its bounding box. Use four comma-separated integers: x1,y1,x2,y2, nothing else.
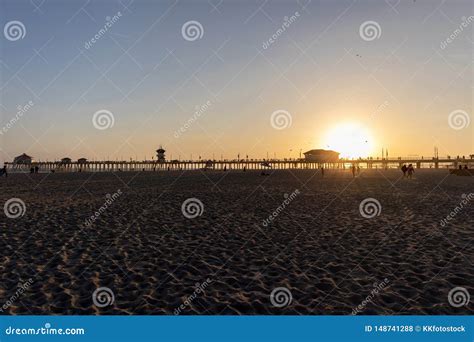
323,122,374,159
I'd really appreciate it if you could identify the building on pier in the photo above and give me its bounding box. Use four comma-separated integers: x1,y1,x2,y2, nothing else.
61,157,72,164
303,149,339,163
78,158,88,164
13,153,33,164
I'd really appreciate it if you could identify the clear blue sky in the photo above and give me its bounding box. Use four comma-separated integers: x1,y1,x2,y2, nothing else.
0,0,472,163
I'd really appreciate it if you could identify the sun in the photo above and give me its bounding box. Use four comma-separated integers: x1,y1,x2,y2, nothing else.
323,122,374,159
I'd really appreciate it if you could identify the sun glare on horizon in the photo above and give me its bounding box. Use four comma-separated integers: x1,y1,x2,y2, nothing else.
324,123,374,159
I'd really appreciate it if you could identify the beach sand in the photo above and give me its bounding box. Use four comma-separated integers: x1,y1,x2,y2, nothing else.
0,169,473,315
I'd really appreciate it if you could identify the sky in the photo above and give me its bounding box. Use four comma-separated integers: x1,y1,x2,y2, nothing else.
0,0,472,163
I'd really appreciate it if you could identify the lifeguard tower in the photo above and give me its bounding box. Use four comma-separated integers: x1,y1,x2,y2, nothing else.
156,146,166,163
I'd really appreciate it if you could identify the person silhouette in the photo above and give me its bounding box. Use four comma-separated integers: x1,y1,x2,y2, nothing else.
401,164,407,177
351,165,356,178
407,164,415,179
321,167,324,177
0,165,7,177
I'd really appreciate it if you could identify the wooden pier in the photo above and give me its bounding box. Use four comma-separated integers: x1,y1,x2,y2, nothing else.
4,156,473,173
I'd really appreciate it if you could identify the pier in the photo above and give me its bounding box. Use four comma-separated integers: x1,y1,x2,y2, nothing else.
4,156,473,173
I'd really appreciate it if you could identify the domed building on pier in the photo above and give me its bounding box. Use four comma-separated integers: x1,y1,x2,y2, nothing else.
303,149,340,163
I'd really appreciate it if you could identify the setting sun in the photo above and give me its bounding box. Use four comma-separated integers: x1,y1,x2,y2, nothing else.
324,123,374,159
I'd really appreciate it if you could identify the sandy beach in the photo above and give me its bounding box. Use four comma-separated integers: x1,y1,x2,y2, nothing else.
0,169,472,315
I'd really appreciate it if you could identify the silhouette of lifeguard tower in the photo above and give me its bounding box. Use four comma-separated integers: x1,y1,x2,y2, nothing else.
156,146,166,163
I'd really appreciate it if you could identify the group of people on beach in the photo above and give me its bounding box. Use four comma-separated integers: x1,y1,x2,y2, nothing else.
351,165,361,178
0,165,41,177
401,164,415,178
316,163,416,179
